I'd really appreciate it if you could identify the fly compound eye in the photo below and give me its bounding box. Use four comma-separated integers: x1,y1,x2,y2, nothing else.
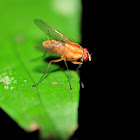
83,48,89,61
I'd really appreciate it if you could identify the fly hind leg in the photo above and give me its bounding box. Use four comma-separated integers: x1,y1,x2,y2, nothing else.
31,58,63,88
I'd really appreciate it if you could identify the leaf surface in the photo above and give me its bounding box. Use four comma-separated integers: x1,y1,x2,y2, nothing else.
0,0,81,139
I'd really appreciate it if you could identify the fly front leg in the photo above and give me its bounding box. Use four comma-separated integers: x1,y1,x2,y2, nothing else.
71,61,83,70
71,61,84,88
31,58,63,88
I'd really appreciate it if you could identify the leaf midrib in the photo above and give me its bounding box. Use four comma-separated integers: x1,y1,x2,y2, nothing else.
12,41,62,135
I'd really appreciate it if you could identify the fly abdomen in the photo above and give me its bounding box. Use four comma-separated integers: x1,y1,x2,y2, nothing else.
43,40,65,56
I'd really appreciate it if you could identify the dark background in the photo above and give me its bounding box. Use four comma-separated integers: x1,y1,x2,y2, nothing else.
0,1,118,139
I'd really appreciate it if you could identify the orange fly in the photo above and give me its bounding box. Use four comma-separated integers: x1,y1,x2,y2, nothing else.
31,19,91,90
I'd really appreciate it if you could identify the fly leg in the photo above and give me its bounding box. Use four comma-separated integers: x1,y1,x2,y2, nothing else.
71,61,84,88
42,50,47,57
31,58,63,88
29,50,47,62
63,59,73,91
71,61,83,70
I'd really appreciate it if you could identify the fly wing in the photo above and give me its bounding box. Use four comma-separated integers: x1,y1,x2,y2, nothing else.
34,19,72,42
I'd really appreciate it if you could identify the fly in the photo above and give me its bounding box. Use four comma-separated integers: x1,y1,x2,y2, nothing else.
31,19,91,90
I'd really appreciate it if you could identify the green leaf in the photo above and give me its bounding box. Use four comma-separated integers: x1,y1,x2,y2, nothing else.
0,0,81,139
